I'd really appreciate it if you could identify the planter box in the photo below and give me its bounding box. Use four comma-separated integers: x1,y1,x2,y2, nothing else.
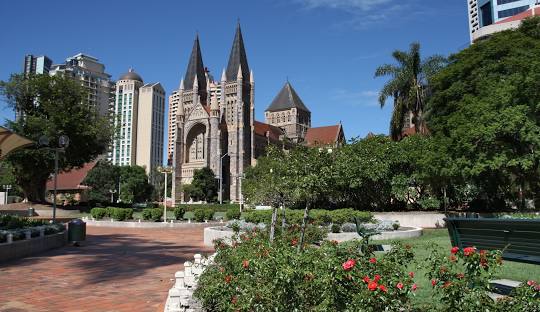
0,231,67,263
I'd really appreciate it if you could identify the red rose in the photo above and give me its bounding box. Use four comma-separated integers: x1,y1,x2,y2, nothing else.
527,280,536,286
449,255,457,262
378,285,387,292
342,259,356,271
396,282,404,290
369,258,377,264
368,281,378,291
242,259,249,269
451,246,459,254
225,275,232,284
480,250,486,256
373,274,381,282
362,276,370,283
463,247,475,256
412,284,418,291
431,279,437,287
408,272,415,278
456,273,464,279
231,296,238,304
331,240,339,246
291,238,298,246
443,281,452,288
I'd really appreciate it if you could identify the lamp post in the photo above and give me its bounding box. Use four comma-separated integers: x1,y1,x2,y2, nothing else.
157,165,174,223
109,189,117,204
39,135,69,223
219,153,228,205
2,185,12,205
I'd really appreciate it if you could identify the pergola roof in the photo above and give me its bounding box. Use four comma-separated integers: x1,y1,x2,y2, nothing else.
0,126,34,160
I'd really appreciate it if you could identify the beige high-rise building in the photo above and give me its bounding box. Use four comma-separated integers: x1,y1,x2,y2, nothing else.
109,69,166,182
136,82,166,180
49,53,113,116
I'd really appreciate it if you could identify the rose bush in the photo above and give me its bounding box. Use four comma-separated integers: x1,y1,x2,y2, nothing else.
194,227,416,311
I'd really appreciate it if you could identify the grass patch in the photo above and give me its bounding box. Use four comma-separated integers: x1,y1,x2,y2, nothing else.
376,229,540,309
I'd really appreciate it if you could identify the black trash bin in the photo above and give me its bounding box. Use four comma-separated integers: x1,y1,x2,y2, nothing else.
68,219,86,244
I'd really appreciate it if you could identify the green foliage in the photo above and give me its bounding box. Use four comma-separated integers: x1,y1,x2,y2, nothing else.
195,229,416,311
173,206,185,220
0,74,112,202
118,165,153,203
243,208,373,225
184,167,218,202
426,17,540,210
90,208,107,220
142,208,162,222
331,223,341,233
84,161,120,204
375,42,447,140
180,204,240,213
193,208,214,222
225,209,241,220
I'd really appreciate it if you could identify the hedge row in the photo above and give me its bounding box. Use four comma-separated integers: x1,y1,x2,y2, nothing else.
179,204,240,213
242,208,373,225
141,208,163,222
0,214,46,230
90,207,134,221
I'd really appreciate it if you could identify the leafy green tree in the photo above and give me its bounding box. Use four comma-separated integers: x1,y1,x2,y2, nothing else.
119,165,153,203
184,167,217,202
83,161,120,204
426,17,540,210
375,42,447,140
0,74,112,202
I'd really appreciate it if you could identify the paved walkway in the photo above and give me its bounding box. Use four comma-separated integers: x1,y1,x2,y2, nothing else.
0,225,213,312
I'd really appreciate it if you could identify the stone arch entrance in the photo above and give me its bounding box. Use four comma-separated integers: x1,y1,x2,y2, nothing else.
185,123,207,163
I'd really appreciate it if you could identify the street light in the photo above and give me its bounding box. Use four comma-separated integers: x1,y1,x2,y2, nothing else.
39,135,69,223
219,153,228,205
2,185,12,205
157,165,174,223
109,189,117,203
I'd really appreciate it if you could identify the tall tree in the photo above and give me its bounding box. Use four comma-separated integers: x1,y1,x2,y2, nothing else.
83,161,120,204
375,42,447,140
0,74,112,202
426,17,540,210
184,167,218,202
118,165,153,203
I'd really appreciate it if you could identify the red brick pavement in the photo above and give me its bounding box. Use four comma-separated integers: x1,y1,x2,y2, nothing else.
0,225,214,312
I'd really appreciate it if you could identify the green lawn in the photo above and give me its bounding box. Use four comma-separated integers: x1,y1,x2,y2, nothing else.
377,229,540,309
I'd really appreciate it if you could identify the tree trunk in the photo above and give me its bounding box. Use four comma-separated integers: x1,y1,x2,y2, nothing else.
281,202,286,229
298,200,310,252
269,204,278,242
22,176,47,203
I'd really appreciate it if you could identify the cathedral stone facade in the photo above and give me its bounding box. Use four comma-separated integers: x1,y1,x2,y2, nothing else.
171,24,345,204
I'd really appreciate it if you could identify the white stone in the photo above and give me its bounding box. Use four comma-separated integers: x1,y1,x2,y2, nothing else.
174,271,185,289
193,254,202,264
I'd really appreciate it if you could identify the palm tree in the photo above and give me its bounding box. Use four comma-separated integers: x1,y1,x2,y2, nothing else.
375,42,447,140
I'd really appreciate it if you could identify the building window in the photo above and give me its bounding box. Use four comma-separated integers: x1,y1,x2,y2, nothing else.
498,5,529,19
497,0,521,5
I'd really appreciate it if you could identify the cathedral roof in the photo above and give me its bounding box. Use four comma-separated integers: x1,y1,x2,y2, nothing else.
254,121,283,141
304,124,344,147
226,23,250,81
119,68,143,82
184,35,207,91
265,82,310,113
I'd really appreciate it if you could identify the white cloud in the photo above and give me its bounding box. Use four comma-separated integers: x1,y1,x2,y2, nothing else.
330,89,380,107
298,0,392,11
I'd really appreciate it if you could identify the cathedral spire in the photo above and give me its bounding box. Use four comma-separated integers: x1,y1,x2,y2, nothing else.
225,23,249,82
179,77,184,90
184,34,206,91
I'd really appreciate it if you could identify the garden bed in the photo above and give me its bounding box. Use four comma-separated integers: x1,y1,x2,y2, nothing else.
327,226,423,242
84,218,222,228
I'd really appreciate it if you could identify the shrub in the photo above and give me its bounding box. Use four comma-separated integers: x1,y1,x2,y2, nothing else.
341,222,357,232
194,209,206,222
242,209,373,226
180,204,240,213
392,222,400,230
204,209,214,221
195,230,416,311
331,223,341,233
226,209,241,220
174,207,185,220
90,208,108,220
142,208,162,221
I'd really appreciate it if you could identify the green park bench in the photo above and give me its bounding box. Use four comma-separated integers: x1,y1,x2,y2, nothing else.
444,217,540,265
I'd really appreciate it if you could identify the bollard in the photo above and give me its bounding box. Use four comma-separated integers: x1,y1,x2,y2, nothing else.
110,218,114,222
138,219,141,223
193,254,202,264
184,261,192,276
170,219,174,224
167,288,182,312
174,271,185,289
7,233,13,244
188,219,191,224
25,231,31,240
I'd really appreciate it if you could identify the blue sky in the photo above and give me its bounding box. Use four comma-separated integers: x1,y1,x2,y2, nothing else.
0,0,468,142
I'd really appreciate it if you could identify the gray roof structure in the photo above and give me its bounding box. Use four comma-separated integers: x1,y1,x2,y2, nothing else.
119,68,143,82
184,35,206,91
265,82,311,113
225,23,249,82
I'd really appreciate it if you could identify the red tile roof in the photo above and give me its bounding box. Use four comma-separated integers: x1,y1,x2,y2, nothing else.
46,161,97,191
305,125,343,147
254,121,283,141
496,6,540,24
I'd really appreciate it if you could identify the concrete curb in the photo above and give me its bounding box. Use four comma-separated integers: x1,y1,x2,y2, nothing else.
326,227,423,242
84,218,223,229
0,231,67,263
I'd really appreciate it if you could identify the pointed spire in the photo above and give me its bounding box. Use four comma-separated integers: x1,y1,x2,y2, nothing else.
221,68,227,82
226,23,249,81
179,77,184,90
265,81,311,113
211,92,219,111
250,70,254,83
193,75,198,89
237,64,243,80
183,34,206,90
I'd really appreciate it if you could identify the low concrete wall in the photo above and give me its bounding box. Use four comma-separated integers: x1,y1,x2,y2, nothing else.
326,227,423,243
204,226,236,247
374,212,446,228
85,219,221,229
0,231,67,263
